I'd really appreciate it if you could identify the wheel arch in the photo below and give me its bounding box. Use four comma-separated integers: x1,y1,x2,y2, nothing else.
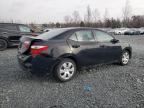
0,36,9,50
123,47,132,58
0,36,9,44
58,53,80,69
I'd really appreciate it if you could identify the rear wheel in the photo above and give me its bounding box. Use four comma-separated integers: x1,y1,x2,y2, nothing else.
120,50,130,65
0,39,8,51
54,58,76,82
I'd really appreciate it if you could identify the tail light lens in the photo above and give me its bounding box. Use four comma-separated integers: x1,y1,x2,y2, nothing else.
23,41,30,49
30,45,48,54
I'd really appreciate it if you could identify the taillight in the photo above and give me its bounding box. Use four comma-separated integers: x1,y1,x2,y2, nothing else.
30,45,48,54
23,41,30,49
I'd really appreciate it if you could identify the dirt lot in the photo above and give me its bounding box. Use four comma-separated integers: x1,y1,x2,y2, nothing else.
0,35,144,108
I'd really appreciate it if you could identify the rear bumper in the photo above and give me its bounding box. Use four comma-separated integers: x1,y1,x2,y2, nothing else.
17,54,60,76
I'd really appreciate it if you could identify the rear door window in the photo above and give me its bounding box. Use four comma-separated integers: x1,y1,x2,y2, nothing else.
19,25,31,33
75,30,95,42
69,33,78,41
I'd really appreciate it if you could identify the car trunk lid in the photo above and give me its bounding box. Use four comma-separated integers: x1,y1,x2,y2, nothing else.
18,36,43,54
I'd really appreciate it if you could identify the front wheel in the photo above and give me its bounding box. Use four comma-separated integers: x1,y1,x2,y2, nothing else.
120,50,130,66
0,39,8,51
54,58,76,82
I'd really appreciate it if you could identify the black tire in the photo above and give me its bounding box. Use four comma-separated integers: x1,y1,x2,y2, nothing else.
119,50,130,66
0,39,8,51
54,58,77,82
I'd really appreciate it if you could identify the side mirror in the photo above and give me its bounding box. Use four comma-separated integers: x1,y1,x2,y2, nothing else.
111,39,119,43
30,29,34,33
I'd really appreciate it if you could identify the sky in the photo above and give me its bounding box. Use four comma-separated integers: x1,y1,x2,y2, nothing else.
0,0,144,23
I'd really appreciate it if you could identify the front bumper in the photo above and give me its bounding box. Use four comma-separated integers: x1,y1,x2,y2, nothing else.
18,54,59,76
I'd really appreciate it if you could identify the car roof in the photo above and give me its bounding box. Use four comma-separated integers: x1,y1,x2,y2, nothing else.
54,27,102,31
0,23,28,26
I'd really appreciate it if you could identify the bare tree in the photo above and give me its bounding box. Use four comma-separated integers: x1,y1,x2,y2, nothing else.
84,5,92,24
72,10,81,24
131,15,144,28
92,9,100,23
64,15,73,24
122,0,132,27
29,23,38,32
80,21,85,27
56,22,61,28
103,8,110,21
103,8,110,27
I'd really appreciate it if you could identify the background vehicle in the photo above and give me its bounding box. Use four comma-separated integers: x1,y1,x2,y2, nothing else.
18,27,132,82
97,28,115,35
139,28,144,35
124,28,140,35
43,28,52,32
0,23,42,51
107,28,115,35
114,28,129,35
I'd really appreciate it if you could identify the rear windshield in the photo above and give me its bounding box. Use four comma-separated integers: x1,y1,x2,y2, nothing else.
36,29,67,40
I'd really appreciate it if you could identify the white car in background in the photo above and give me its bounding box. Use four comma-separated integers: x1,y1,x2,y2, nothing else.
114,28,129,35
125,28,140,35
97,28,115,35
139,28,144,35
107,29,116,34
43,28,52,32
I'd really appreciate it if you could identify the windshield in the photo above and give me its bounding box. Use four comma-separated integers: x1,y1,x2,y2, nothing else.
37,29,67,40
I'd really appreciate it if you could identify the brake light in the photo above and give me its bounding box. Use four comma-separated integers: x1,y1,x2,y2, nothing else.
23,41,30,49
30,45,48,54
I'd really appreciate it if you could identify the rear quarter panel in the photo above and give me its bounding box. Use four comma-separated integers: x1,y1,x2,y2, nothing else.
44,40,71,58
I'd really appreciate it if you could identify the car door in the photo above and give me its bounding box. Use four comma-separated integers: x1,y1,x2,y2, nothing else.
2,24,21,43
67,29,108,66
93,30,122,63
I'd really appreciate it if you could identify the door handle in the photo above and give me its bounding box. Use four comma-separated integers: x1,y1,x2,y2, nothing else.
72,44,80,48
2,32,7,34
100,45,106,48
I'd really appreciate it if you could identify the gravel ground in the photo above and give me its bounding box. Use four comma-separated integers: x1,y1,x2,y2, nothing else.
0,35,144,108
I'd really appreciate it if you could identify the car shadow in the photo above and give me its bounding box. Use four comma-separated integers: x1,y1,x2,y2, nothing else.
16,63,125,83
19,71,59,83
8,46,18,49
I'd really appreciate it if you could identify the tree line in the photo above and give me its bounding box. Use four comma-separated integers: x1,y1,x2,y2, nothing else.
1,0,144,29
42,0,144,29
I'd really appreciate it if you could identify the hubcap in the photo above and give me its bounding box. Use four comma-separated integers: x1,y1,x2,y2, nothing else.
122,52,129,64
59,62,75,80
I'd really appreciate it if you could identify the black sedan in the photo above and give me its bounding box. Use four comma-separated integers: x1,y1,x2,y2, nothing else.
17,27,132,82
